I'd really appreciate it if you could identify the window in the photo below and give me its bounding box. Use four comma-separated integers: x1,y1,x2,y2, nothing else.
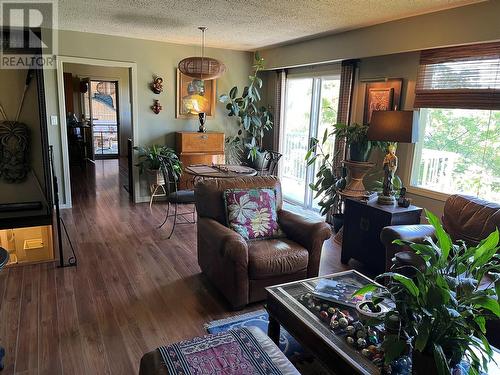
281,75,340,209
411,42,500,201
411,108,499,201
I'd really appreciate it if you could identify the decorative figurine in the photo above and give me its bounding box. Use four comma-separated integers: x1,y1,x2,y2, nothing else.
338,317,349,328
378,143,398,205
151,76,164,94
198,112,207,133
357,338,367,348
151,99,162,114
397,187,411,208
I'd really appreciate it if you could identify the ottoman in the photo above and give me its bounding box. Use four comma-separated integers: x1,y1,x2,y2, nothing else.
139,327,299,375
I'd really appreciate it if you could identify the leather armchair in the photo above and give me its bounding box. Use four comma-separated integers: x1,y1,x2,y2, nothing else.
195,176,331,309
381,194,500,270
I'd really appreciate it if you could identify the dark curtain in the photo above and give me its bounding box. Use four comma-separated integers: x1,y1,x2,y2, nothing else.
328,59,358,223
272,69,287,152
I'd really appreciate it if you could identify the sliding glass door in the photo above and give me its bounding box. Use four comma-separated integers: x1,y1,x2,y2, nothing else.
281,75,340,209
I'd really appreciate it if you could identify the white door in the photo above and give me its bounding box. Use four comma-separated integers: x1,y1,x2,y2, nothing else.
281,75,341,210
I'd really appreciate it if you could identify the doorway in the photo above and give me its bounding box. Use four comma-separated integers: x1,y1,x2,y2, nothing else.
280,75,341,210
60,61,134,205
83,80,120,159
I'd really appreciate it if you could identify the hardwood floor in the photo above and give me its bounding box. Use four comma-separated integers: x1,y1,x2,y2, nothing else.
0,159,363,375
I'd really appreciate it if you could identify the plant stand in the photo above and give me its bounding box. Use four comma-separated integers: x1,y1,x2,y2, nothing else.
340,160,375,198
147,169,166,208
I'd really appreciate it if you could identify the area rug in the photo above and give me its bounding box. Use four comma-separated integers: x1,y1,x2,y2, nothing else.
205,309,333,375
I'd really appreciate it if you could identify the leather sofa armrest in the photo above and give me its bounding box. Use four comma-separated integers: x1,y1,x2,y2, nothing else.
381,224,435,271
197,217,249,267
380,224,435,247
278,210,331,277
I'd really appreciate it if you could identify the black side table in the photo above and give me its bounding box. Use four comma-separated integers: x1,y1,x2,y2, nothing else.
0,247,8,371
341,198,422,274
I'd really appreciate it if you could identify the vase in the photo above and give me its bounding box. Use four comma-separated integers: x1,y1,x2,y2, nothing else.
349,142,372,162
252,149,271,171
331,214,344,233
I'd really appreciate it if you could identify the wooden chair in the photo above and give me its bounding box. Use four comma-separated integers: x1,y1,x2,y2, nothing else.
157,155,196,239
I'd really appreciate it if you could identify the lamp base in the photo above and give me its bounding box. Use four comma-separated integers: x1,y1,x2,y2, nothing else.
377,194,395,205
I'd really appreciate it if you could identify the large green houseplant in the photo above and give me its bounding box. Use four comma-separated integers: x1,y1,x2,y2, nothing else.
220,53,273,166
305,123,391,221
355,210,499,375
305,129,346,229
133,145,182,186
333,122,371,162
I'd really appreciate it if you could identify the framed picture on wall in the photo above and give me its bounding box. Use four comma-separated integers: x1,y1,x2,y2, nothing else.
175,69,217,119
363,78,402,124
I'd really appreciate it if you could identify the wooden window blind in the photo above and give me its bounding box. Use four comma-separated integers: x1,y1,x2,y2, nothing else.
414,42,500,109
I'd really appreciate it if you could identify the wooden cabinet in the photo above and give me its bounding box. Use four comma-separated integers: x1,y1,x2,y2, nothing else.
175,132,225,189
341,198,422,274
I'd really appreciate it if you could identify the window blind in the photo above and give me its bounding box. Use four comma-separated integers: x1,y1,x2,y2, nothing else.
414,42,500,109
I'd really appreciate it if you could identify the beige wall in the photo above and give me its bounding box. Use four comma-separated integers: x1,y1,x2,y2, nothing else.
42,30,252,204
259,0,500,69
63,63,131,157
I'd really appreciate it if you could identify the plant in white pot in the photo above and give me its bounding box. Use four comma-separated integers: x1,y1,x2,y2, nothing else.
355,210,499,375
219,53,273,167
133,145,182,190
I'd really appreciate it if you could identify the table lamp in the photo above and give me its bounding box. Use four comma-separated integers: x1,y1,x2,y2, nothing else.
367,110,417,205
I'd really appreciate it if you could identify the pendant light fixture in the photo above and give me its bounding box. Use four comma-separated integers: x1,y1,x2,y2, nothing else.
178,27,226,80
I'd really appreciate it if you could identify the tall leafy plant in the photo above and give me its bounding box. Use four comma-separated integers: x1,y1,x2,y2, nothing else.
133,145,182,179
219,53,273,160
355,210,499,375
305,128,345,216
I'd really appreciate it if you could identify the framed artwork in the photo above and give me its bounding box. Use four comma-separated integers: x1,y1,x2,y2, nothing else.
176,69,216,119
363,79,402,124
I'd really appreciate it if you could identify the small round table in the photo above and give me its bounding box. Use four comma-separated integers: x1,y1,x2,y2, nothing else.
185,164,257,184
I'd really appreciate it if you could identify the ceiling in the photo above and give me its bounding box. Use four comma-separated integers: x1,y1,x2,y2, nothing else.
57,0,482,51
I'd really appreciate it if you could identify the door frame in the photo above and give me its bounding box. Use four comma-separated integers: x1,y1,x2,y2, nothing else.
56,56,139,208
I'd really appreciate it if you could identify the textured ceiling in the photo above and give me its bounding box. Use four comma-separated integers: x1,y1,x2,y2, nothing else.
57,0,482,50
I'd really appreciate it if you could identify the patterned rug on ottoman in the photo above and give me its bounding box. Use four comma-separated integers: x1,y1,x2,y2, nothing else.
205,310,332,375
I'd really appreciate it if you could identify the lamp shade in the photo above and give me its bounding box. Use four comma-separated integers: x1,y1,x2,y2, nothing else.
367,110,417,143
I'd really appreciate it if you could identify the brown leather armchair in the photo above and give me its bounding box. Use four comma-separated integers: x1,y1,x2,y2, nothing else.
381,194,500,270
195,176,331,309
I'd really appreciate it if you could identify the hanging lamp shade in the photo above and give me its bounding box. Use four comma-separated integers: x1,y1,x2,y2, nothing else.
178,27,226,80
178,57,225,80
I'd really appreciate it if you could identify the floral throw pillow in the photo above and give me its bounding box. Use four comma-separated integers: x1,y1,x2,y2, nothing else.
223,188,282,240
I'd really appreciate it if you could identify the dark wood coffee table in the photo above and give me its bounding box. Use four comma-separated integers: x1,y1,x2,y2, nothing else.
266,270,383,375
266,270,500,375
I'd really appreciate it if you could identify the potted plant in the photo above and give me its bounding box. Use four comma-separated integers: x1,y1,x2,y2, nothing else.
333,123,372,162
220,53,273,166
305,130,346,231
354,210,499,375
133,145,182,188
